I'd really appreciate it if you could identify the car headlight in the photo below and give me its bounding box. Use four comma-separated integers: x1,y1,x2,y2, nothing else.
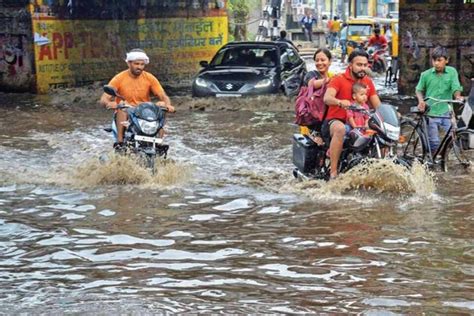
138,119,159,135
255,78,272,88
195,77,210,88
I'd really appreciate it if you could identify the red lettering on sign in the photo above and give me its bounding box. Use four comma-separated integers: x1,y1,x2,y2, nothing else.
52,32,63,60
64,32,74,59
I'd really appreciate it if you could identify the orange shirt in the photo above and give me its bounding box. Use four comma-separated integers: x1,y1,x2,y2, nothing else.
108,70,166,106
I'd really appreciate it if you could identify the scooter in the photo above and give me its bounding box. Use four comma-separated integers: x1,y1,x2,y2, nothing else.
103,85,169,174
367,46,388,74
292,103,407,181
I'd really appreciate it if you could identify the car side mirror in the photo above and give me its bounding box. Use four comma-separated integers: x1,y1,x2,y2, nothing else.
199,60,209,68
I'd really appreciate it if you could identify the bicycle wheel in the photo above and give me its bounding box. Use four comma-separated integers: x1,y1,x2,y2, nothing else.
441,135,471,172
398,119,428,164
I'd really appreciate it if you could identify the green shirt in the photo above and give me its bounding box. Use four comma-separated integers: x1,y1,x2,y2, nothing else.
415,66,463,116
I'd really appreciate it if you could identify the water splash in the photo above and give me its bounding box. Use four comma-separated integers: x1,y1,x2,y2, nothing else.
282,159,435,200
73,153,194,187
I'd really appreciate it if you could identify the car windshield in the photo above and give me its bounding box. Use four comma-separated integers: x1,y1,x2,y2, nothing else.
347,24,372,37
210,46,278,67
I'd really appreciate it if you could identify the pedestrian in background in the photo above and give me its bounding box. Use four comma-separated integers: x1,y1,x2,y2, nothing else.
339,22,348,63
301,11,317,42
321,15,329,46
328,16,341,50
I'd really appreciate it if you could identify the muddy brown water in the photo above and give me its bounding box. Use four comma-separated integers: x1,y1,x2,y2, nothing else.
0,79,473,314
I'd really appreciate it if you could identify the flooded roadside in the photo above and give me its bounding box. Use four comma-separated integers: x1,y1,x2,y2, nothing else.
1,77,473,313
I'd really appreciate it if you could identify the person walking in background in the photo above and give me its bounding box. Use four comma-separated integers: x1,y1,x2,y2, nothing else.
328,16,341,50
301,11,317,42
321,15,330,46
276,30,298,50
339,22,348,63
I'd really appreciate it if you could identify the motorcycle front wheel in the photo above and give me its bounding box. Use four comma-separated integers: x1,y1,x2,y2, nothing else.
372,59,386,74
146,154,156,175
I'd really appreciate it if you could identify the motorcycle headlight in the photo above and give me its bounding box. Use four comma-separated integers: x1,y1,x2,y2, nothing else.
383,122,400,141
255,78,272,88
195,77,210,88
138,119,159,135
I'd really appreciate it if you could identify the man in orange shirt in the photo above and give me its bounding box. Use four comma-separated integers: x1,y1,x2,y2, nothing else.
100,49,175,148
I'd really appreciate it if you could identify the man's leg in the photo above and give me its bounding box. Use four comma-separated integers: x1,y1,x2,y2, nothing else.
115,110,128,144
427,117,441,154
308,28,313,42
329,120,346,178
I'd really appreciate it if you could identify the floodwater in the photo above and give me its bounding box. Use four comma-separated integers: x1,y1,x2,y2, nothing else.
1,75,473,314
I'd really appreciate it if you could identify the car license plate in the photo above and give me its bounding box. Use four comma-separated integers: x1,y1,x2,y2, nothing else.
135,135,163,144
216,93,242,98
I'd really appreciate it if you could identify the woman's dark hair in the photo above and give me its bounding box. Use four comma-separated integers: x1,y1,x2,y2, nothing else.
313,48,332,61
431,46,448,60
348,49,369,63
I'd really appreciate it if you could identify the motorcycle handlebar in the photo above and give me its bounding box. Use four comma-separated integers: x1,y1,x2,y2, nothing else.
347,105,372,116
115,103,172,113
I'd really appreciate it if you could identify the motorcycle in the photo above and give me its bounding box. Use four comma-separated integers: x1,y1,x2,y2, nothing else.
292,103,407,181
102,85,169,174
367,45,388,74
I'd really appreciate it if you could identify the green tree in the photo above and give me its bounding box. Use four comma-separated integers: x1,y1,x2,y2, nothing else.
228,0,249,41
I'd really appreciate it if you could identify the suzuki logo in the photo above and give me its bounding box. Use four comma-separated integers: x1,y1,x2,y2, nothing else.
225,83,233,90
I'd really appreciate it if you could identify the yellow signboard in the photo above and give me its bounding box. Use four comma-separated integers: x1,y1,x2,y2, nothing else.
32,16,228,93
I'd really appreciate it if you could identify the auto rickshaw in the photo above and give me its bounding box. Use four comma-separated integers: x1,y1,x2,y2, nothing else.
345,17,375,56
345,17,398,58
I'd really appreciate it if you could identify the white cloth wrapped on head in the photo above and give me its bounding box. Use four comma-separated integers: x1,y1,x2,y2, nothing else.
125,51,149,64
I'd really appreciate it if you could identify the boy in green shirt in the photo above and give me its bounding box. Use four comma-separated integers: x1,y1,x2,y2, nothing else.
416,46,463,153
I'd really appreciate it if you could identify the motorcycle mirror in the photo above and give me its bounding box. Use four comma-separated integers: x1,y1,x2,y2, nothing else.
103,85,125,100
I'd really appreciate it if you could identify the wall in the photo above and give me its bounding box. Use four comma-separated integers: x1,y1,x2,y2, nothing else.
399,0,473,95
32,16,227,93
0,2,35,92
0,0,228,93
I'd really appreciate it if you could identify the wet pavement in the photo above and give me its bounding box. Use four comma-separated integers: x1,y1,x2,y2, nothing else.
0,69,473,313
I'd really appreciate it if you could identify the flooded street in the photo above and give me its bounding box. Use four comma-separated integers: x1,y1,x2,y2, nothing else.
0,76,473,314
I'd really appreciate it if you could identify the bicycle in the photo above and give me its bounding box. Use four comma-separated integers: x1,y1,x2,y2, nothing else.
398,97,473,172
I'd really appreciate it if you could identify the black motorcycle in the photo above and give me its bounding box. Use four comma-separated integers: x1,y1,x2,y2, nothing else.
292,103,407,180
103,85,169,174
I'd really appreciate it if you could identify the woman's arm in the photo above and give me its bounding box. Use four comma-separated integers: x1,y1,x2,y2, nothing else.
310,77,327,89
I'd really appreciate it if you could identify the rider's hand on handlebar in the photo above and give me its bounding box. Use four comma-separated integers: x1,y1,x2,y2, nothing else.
167,104,176,113
156,101,175,113
417,100,426,112
106,102,118,110
338,99,352,109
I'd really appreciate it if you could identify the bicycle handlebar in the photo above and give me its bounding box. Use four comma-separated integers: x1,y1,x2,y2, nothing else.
423,97,464,105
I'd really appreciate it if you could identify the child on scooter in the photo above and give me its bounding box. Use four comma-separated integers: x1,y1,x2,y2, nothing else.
347,82,370,130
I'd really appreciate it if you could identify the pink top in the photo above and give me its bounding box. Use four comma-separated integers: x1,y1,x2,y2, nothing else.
347,103,370,127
